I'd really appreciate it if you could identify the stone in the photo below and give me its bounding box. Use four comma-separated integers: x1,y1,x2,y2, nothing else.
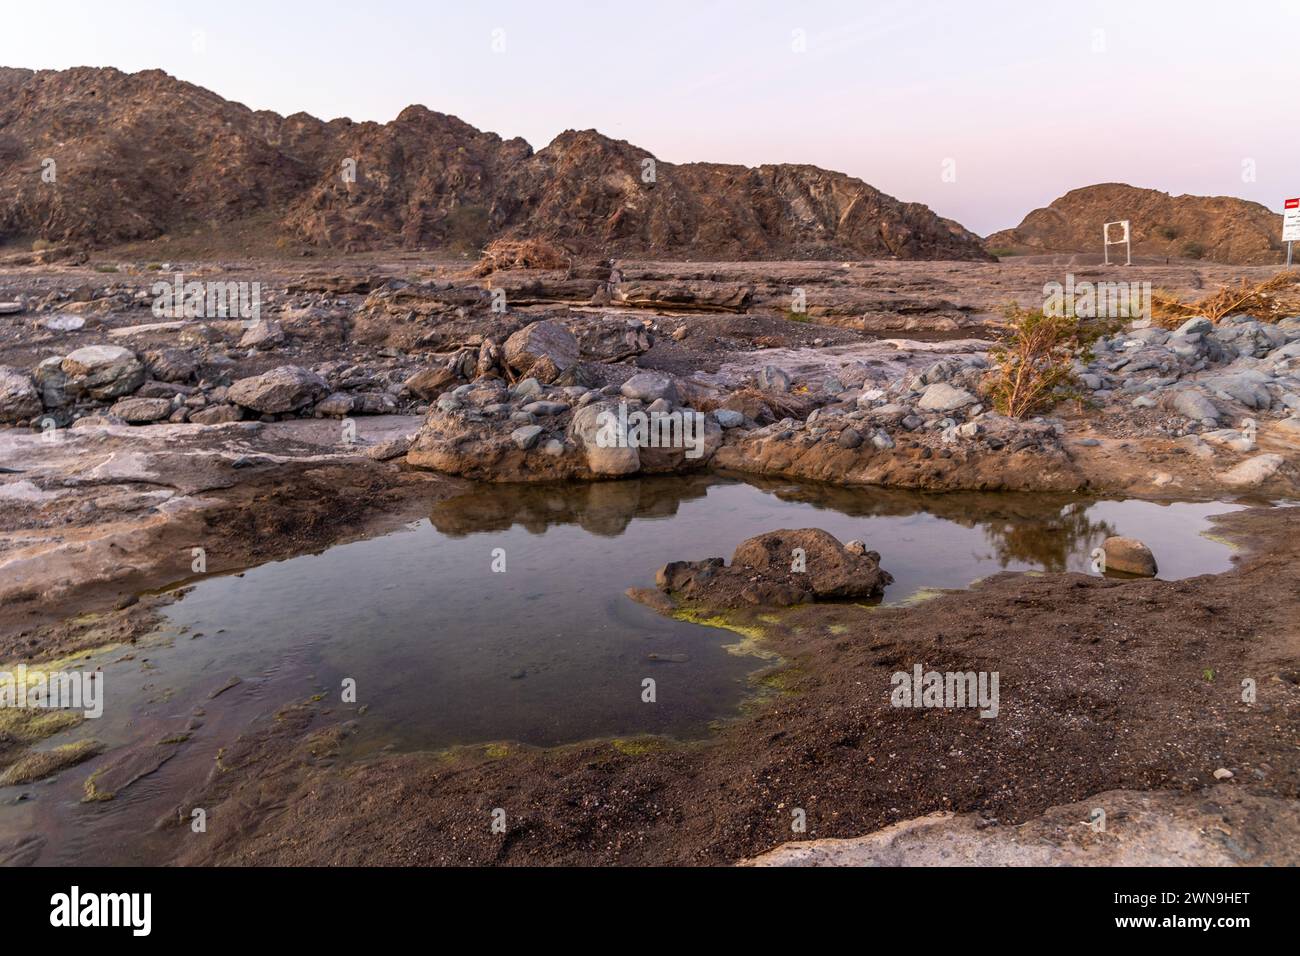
522,400,569,417
0,366,42,423
315,392,356,417
33,357,69,409
758,366,792,392
0,301,22,315
108,397,173,424
871,431,895,450
917,382,976,413
1101,536,1158,577
511,425,544,450
366,435,413,461
503,320,579,376
43,314,85,332
837,428,863,449
568,403,639,476
145,348,198,383
238,319,285,350
1175,317,1214,337
620,371,679,404
712,408,745,429
189,403,244,425
1220,454,1284,489
1169,389,1220,424
227,365,328,414
61,345,145,400
404,365,460,400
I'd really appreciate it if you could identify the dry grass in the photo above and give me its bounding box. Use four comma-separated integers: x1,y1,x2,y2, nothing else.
468,238,572,277
986,307,1091,419
1151,271,1300,328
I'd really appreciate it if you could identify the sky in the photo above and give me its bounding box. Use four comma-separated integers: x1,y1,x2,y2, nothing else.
1,0,1295,235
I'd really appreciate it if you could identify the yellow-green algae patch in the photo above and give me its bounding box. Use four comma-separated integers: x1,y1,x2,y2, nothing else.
611,737,668,756
894,587,947,607
0,739,103,786
668,607,780,661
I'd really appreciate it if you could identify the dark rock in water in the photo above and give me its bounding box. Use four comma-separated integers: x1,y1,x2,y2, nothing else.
653,529,892,609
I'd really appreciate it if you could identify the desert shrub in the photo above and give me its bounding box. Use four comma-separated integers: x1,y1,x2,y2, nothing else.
782,308,811,323
987,247,1018,259
987,306,1091,419
1181,241,1205,260
1157,225,1179,241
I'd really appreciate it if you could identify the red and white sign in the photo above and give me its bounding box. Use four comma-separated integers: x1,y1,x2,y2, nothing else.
1285,198,1300,243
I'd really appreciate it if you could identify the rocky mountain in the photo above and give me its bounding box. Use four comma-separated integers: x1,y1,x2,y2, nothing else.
986,183,1284,264
0,66,991,261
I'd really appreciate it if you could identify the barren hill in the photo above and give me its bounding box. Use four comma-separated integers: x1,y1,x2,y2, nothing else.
0,66,991,261
986,183,1284,264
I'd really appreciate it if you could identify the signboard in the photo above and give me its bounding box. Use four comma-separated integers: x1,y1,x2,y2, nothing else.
1284,198,1300,243
1103,219,1131,266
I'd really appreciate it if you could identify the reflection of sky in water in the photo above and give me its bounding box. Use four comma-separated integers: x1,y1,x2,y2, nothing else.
152,480,1243,751
0,480,1250,866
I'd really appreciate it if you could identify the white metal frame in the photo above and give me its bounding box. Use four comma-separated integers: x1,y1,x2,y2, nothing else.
1103,220,1131,266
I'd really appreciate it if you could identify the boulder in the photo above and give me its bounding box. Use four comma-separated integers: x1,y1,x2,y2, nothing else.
654,528,892,608
238,319,285,350
1100,536,1158,577
227,365,327,414
569,403,640,476
917,382,976,412
511,425,544,450
0,366,42,423
620,372,679,404
108,396,173,424
189,404,244,425
1175,317,1213,337
503,320,579,377
61,345,145,400
404,365,460,400
1221,454,1285,489
144,348,198,383
1168,389,1220,423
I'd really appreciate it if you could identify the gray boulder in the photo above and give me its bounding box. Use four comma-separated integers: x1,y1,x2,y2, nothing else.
0,366,42,423
503,320,579,377
109,397,173,424
61,345,145,400
227,365,328,414
917,382,976,412
620,372,679,404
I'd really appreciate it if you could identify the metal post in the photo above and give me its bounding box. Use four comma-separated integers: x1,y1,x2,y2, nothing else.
1289,241,1294,269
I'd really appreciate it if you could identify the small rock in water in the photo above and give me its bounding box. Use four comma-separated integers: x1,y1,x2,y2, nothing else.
1101,536,1158,577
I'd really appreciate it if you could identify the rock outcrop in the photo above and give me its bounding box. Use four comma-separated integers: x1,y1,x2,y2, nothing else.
0,67,992,261
987,183,1284,264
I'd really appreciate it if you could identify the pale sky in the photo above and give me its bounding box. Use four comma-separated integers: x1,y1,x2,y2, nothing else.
1,0,1294,235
